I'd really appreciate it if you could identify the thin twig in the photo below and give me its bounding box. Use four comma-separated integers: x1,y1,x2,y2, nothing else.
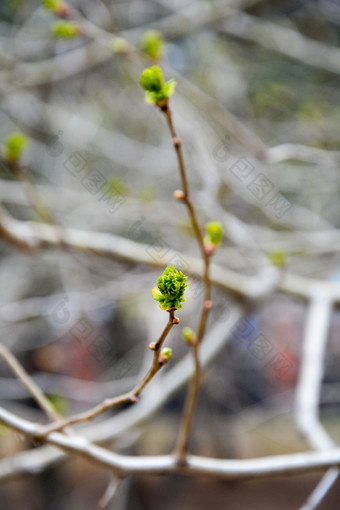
0,344,60,422
6,160,55,225
162,104,211,461
176,342,200,461
95,475,121,510
0,309,244,481
36,310,176,437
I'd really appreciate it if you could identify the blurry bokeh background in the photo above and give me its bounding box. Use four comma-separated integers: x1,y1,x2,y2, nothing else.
1,0,340,508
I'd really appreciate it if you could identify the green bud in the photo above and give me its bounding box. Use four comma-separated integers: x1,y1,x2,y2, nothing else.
4,132,27,162
205,222,224,245
269,249,287,268
152,266,188,311
140,66,164,93
159,347,172,364
42,0,71,16
142,30,165,60
51,20,79,38
42,0,64,10
140,66,176,106
182,327,197,345
204,222,224,255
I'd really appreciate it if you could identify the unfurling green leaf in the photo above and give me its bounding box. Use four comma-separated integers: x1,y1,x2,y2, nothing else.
152,266,188,311
140,66,175,106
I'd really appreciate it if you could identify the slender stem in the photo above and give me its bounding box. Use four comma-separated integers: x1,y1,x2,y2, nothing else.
162,104,212,462
8,161,55,225
163,106,207,262
0,344,61,422
37,310,176,437
96,475,121,510
176,343,200,459
132,309,175,396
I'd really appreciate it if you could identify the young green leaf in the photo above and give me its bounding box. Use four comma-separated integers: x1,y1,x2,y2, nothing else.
152,266,188,311
140,66,175,106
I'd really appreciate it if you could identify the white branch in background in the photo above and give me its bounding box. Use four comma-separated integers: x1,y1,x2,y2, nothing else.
0,307,244,480
2,3,340,170
295,295,338,510
219,10,340,76
3,179,340,257
3,205,340,301
266,144,340,167
1,405,340,479
0,205,278,299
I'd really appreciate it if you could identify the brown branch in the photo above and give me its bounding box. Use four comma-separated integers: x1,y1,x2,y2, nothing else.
175,342,200,461
162,104,212,462
0,344,60,422
36,310,177,437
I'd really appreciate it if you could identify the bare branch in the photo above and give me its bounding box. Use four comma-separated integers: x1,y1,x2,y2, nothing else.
36,310,177,436
0,308,243,480
218,10,340,76
295,295,338,509
1,405,340,479
0,344,60,422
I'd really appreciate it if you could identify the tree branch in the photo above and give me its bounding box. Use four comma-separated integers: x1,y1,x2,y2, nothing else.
1,405,340,479
36,310,177,436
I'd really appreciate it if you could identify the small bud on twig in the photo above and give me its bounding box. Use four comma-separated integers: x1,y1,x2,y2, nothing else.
173,189,185,201
172,316,180,324
141,30,165,60
182,327,197,346
140,66,176,107
149,342,156,351
204,243,216,256
51,20,80,38
204,222,224,256
158,347,172,365
111,37,129,54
